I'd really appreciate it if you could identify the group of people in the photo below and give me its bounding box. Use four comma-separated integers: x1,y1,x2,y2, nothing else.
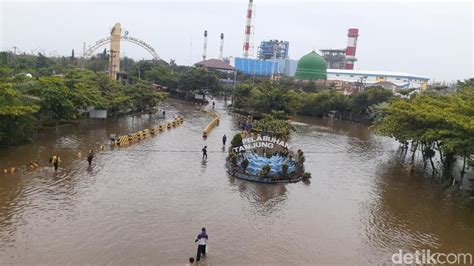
186,227,209,265
49,149,95,171
201,134,227,159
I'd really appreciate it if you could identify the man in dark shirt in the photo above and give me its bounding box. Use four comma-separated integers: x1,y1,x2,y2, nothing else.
222,134,227,146
194,227,208,261
202,146,207,159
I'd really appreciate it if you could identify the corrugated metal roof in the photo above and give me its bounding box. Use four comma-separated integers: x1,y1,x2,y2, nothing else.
194,59,235,71
327,69,430,80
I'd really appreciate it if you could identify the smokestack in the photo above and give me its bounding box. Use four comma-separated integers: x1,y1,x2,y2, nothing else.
243,0,254,58
219,33,224,60
203,30,208,61
345,28,359,70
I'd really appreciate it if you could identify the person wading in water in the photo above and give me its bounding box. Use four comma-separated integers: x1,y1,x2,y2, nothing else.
87,150,94,166
194,227,208,261
50,156,60,171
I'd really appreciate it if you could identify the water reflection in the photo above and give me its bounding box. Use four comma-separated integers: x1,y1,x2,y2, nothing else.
364,151,474,259
228,175,288,215
1,99,474,264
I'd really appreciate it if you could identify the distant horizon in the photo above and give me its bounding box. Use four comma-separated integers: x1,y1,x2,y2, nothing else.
1,1,472,82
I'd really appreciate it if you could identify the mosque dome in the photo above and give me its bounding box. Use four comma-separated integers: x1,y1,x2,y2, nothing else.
294,50,327,80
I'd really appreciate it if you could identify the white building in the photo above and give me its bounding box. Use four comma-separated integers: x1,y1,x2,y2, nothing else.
326,69,429,90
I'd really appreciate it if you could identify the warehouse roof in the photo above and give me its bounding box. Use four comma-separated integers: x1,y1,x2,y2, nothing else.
194,59,235,71
327,69,430,80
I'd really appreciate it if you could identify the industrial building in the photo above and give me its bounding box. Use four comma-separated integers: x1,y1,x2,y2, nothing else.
319,49,346,69
257,40,289,60
228,1,430,90
320,28,359,70
267,59,298,77
232,57,276,76
326,69,429,90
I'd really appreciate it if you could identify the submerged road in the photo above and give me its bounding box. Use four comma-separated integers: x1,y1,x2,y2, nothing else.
0,99,473,264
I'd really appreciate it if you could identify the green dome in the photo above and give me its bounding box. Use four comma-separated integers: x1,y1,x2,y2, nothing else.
294,51,327,80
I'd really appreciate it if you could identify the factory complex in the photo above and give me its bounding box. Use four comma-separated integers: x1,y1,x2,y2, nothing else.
194,0,430,92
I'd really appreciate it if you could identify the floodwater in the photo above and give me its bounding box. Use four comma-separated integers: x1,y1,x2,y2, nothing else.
0,99,473,265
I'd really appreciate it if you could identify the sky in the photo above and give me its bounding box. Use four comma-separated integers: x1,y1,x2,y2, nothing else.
1,0,473,82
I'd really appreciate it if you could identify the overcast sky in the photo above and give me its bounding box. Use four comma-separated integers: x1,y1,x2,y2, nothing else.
1,0,472,81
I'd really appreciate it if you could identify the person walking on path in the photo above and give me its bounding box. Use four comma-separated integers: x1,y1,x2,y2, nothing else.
87,150,94,166
195,227,208,261
222,134,227,146
202,146,208,159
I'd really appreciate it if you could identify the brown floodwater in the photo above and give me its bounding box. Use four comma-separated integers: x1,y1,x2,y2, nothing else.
0,99,473,265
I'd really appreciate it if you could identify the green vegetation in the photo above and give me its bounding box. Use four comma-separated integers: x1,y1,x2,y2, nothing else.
230,133,243,149
234,79,393,120
374,79,474,184
0,50,225,146
0,52,165,146
252,111,296,140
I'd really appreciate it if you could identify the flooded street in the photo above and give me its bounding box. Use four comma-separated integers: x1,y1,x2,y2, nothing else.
0,99,473,265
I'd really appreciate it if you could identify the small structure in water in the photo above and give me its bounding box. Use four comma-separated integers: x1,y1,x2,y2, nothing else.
227,132,310,183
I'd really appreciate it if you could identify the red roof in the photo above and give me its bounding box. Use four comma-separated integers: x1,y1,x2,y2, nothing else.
194,59,234,71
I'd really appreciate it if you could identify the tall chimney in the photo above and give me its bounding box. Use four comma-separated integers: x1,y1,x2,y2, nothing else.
345,28,359,70
202,30,208,61
243,0,254,58
219,33,224,60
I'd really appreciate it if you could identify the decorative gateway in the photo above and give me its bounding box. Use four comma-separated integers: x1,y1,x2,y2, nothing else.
227,133,311,184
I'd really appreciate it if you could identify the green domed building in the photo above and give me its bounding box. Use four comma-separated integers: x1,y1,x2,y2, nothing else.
294,50,327,80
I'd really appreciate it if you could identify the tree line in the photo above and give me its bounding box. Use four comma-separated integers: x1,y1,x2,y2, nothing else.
374,79,474,186
0,52,163,146
233,79,393,121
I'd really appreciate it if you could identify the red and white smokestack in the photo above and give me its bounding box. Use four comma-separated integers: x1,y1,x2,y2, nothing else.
219,33,224,60
203,30,208,61
345,28,359,70
243,0,254,58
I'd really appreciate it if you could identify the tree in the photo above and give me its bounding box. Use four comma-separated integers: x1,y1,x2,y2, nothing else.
0,83,40,145
374,85,474,182
34,76,76,121
125,80,163,112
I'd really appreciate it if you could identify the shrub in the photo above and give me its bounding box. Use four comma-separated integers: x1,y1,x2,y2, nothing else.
282,163,289,177
231,133,243,148
260,164,271,177
228,152,238,165
241,159,249,172
303,172,312,179
298,155,305,165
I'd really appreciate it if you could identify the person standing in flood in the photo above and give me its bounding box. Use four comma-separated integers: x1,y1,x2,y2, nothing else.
222,134,227,146
110,133,117,144
87,150,94,166
202,146,207,159
195,227,208,261
50,156,60,171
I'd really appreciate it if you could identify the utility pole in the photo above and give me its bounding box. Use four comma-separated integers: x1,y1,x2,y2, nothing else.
232,70,237,106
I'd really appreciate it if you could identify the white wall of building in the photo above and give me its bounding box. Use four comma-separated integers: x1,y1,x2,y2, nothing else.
326,69,429,90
